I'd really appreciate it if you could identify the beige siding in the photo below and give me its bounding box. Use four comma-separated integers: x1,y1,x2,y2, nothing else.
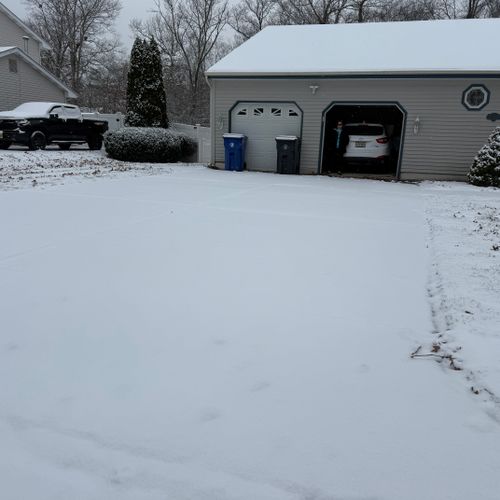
210,77,500,180
0,11,42,62
0,56,66,111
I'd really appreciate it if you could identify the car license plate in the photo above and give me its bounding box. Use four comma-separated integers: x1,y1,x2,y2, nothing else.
355,141,366,148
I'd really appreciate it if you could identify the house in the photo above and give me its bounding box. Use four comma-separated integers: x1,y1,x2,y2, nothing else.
206,19,500,180
0,2,76,111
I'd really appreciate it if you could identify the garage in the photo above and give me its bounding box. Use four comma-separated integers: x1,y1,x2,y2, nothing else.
321,103,406,178
230,102,302,172
208,20,500,180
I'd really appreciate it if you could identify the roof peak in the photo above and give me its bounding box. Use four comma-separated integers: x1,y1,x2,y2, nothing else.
0,2,50,49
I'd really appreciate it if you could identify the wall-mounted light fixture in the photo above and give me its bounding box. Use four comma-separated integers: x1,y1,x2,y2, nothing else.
309,85,319,95
413,117,420,135
216,114,225,130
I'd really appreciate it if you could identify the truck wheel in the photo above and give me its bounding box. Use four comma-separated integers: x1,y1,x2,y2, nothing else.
29,131,47,150
0,140,12,150
87,135,103,150
58,143,72,150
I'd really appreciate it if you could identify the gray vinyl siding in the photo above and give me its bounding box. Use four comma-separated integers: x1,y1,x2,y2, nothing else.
210,77,500,180
0,56,66,111
0,11,42,63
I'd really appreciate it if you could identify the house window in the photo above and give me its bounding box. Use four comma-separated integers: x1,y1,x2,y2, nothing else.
9,59,17,73
288,109,299,117
236,108,248,116
271,107,282,117
253,107,264,116
462,85,490,111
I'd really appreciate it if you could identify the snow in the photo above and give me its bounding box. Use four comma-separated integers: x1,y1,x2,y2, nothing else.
423,182,500,413
275,135,298,141
223,133,246,138
0,102,65,120
207,19,500,76
1,158,500,499
0,148,178,190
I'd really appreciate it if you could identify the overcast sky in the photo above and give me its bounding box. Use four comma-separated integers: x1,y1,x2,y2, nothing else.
2,0,158,49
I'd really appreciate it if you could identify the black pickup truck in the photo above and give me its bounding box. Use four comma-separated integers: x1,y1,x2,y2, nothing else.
0,102,108,150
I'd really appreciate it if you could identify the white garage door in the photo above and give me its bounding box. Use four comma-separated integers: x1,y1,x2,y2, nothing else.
231,102,302,172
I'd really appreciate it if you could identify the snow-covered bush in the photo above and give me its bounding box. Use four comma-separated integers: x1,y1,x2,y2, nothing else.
468,127,500,187
104,127,196,163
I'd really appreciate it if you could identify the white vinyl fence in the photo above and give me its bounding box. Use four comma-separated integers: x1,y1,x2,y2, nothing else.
171,122,211,164
82,112,125,132
81,113,211,163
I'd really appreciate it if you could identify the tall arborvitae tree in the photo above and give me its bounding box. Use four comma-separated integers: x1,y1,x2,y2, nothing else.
145,37,169,128
126,37,168,127
126,38,147,126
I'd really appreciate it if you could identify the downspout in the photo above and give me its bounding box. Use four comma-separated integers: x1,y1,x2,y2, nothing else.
206,74,216,167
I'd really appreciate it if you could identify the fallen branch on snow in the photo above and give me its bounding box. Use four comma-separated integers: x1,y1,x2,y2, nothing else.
410,345,462,371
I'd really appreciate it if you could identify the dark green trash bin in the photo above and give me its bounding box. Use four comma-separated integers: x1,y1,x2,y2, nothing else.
276,136,300,175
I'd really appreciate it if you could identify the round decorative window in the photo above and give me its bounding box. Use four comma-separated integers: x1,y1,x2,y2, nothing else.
462,85,490,111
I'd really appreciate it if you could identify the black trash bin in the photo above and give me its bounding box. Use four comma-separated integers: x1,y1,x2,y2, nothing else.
275,136,300,175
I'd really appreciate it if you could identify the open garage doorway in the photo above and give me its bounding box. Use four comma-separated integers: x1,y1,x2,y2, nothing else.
320,103,406,179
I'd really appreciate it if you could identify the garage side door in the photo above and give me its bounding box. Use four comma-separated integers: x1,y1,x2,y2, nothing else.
231,102,302,172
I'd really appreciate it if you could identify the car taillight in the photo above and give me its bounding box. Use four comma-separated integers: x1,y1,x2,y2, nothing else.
376,137,389,144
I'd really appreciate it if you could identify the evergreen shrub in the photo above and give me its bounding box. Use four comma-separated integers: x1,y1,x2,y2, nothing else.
468,127,500,187
126,37,168,128
104,127,196,163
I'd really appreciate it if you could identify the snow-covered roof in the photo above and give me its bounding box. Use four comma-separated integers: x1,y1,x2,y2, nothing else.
207,19,500,77
0,47,77,99
0,102,74,119
0,3,50,50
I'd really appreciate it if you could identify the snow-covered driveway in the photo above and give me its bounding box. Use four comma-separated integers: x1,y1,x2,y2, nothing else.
1,167,499,500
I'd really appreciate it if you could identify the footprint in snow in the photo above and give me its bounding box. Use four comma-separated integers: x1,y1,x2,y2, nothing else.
199,409,221,423
358,364,370,373
250,381,271,392
213,338,228,346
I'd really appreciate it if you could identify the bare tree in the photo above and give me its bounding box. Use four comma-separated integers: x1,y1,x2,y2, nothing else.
230,0,278,41
276,0,351,24
23,0,122,94
346,0,385,22
132,0,228,124
369,0,437,21
485,0,500,15
80,54,128,112
432,0,500,17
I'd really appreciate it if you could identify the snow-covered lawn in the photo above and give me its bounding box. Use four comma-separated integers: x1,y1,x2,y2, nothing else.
1,155,499,500
0,147,179,190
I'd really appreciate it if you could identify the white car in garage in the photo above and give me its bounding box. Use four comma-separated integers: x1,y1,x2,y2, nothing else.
343,123,391,165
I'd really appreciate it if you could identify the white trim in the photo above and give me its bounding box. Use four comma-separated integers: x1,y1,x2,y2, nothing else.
0,47,77,98
0,3,50,50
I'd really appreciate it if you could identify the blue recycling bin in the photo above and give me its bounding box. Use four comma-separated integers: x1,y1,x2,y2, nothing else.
223,133,246,171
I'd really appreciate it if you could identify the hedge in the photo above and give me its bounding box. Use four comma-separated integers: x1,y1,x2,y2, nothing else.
104,127,196,163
